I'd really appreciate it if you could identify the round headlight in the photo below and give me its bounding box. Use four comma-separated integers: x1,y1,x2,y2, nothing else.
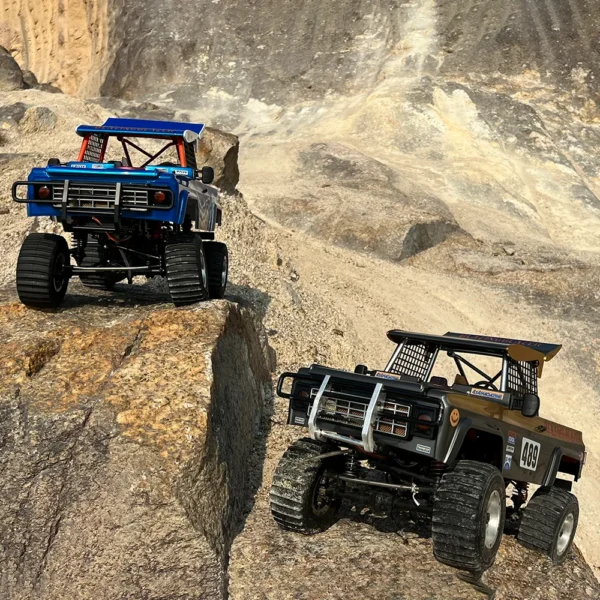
38,186,51,199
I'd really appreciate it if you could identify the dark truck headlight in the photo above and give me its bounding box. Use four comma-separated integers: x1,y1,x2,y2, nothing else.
413,408,436,439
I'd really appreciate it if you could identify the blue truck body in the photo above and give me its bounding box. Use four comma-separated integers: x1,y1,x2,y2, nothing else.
12,118,228,308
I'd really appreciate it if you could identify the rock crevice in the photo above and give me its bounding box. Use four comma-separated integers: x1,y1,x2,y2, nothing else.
0,300,272,600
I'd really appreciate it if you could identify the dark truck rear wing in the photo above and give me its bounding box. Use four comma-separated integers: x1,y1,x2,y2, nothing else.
278,366,444,453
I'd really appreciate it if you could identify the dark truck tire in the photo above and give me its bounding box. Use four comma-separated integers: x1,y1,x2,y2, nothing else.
165,234,209,306
518,486,579,564
204,241,228,299
432,461,506,572
78,237,119,291
16,233,70,309
270,438,341,534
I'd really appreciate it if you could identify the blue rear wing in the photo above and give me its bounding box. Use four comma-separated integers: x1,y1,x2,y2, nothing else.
76,118,205,141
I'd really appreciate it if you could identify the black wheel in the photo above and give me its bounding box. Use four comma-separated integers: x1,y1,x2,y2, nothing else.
518,486,579,564
16,233,70,308
270,438,342,534
204,241,228,299
78,237,119,291
164,234,209,306
432,460,506,572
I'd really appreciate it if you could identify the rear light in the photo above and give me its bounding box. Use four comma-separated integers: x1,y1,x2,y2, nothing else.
37,185,51,199
153,191,166,203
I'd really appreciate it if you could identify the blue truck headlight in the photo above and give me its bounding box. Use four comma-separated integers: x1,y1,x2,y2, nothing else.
36,185,52,200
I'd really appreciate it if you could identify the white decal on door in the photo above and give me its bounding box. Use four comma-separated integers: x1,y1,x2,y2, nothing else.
520,438,540,471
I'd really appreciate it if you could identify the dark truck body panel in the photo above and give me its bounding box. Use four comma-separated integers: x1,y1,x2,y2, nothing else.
279,330,585,487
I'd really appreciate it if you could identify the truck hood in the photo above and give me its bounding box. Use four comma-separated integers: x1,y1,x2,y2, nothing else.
28,162,194,187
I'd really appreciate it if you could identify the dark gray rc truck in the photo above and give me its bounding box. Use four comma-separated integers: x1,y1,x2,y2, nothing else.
271,331,585,572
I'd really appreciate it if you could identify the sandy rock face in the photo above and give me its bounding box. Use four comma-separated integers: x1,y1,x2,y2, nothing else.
197,127,240,195
0,46,24,92
0,298,272,600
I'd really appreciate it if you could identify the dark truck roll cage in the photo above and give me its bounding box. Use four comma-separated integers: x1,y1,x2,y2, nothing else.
384,330,562,397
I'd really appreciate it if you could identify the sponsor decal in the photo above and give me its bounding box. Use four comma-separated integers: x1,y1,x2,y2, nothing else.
375,371,402,381
92,164,105,169
449,408,460,427
416,444,432,455
174,169,189,175
508,431,517,446
470,388,504,401
72,164,87,169
503,454,512,470
520,438,541,471
294,416,306,426
506,444,515,454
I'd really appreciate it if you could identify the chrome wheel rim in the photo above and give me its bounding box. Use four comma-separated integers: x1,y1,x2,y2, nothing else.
200,251,208,290
485,490,502,549
53,254,67,292
221,254,228,288
556,513,575,556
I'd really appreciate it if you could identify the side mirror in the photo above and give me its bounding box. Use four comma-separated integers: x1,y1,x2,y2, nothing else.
200,166,214,184
354,364,369,375
521,394,540,418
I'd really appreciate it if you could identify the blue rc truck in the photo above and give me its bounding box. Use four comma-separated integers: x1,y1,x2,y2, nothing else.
12,118,228,308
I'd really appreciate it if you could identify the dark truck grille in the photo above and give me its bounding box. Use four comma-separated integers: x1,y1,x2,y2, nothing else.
52,183,149,210
313,387,411,439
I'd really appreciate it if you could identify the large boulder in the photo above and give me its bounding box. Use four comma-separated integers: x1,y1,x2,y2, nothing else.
243,141,466,261
19,106,57,134
0,299,272,600
0,102,28,130
0,46,25,92
197,128,240,195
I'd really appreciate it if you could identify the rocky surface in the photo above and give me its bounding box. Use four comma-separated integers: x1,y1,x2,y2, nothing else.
230,504,599,600
0,0,600,595
0,46,24,92
0,295,272,600
197,128,240,195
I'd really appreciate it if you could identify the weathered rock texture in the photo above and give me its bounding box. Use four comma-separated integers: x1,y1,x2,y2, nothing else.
197,127,240,195
0,298,271,600
0,46,24,92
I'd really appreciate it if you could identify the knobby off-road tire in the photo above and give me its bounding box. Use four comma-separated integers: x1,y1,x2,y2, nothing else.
270,438,342,534
432,460,506,572
78,237,119,291
204,241,228,299
16,233,70,309
518,486,579,564
165,234,209,306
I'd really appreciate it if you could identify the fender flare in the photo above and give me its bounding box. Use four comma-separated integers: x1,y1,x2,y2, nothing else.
542,447,563,487
443,417,504,464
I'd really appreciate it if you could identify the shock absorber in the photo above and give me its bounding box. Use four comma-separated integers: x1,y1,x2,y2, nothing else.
430,461,447,482
344,453,360,478
512,482,529,511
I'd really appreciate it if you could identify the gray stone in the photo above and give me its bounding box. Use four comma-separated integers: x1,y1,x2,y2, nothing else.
0,103,28,129
197,127,240,194
19,107,57,134
22,70,38,87
0,46,25,92
399,220,463,261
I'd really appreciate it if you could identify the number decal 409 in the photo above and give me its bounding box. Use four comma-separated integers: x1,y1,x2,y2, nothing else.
520,438,541,471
